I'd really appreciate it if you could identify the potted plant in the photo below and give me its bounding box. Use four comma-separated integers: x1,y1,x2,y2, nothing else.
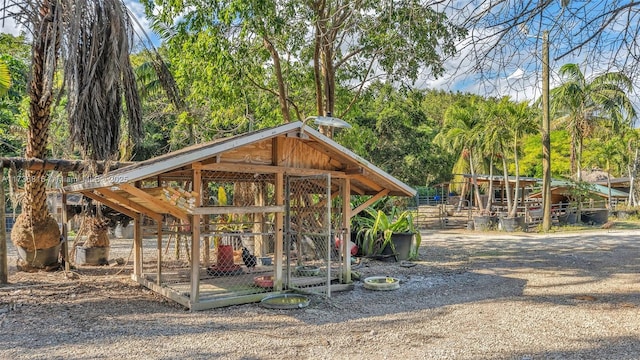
565,180,608,225
75,215,110,265
356,207,422,261
613,204,638,220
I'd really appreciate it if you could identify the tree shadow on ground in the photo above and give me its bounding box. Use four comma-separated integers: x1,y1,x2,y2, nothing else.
2,229,640,359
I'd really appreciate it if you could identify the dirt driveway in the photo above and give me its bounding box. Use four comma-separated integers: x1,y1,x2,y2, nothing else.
1,228,640,359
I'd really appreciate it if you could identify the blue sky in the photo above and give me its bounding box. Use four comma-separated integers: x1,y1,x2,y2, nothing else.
2,1,638,113
0,1,154,43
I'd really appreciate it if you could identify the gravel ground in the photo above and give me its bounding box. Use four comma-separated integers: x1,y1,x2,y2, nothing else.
2,228,640,359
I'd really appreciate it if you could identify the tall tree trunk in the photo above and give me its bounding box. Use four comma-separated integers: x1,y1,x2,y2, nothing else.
263,36,290,123
11,0,61,265
319,43,336,138
456,180,467,212
469,149,484,213
313,29,323,117
606,160,612,209
509,134,521,218
576,136,583,181
570,131,577,179
629,148,638,206
485,155,494,214
500,145,513,215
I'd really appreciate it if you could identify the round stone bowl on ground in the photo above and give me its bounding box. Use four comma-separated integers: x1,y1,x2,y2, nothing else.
363,276,400,291
260,294,310,309
295,265,320,276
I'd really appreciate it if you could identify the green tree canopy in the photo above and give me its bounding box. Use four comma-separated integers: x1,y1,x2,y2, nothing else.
337,83,454,186
550,63,636,181
143,0,466,133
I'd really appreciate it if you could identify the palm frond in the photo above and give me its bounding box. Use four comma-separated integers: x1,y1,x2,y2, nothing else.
0,59,10,96
64,0,142,161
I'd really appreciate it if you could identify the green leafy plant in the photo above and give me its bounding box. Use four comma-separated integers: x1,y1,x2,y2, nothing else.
356,207,422,260
0,59,10,97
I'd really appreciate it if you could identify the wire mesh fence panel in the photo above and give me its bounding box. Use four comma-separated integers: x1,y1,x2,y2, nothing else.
285,174,342,296
130,171,346,305
137,172,279,303
201,172,278,300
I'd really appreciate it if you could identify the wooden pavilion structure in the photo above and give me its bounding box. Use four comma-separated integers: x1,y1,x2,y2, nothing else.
63,121,415,310
461,174,540,214
528,180,629,206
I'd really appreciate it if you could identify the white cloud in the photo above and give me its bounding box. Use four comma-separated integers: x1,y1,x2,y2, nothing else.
0,4,26,36
0,17,22,36
124,0,159,46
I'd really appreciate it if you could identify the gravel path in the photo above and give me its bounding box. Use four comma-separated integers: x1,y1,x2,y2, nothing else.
2,228,640,359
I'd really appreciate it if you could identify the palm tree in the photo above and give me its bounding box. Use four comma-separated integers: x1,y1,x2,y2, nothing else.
550,63,636,181
8,0,145,268
435,97,484,213
482,97,516,215
9,0,64,264
505,100,537,218
587,127,639,208
478,98,506,215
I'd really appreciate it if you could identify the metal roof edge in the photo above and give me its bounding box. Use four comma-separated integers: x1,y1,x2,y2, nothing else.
65,121,416,198
65,122,303,192
300,124,417,197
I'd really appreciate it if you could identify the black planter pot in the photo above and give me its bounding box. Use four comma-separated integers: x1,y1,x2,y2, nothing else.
75,246,109,265
558,212,578,225
473,215,492,231
379,242,397,262
499,217,525,232
17,244,61,268
379,232,414,262
581,209,609,225
391,232,413,261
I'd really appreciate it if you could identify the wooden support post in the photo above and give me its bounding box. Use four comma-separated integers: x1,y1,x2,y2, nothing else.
133,214,142,280
326,174,332,298
62,172,70,272
203,214,210,266
274,172,284,291
190,167,202,303
157,221,162,286
202,179,210,267
342,178,351,283
253,182,265,256
0,165,7,284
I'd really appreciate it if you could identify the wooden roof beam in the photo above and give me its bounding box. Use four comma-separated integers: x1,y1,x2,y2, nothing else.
351,189,390,217
192,205,285,215
80,191,139,220
351,173,384,192
118,183,190,223
349,184,365,195
158,169,193,179
200,162,347,178
95,188,163,222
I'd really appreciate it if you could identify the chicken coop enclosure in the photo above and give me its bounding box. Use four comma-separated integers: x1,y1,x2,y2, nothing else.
137,172,345,307
64,121,415,310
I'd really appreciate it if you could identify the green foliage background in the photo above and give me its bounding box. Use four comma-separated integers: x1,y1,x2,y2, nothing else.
1,29,637,188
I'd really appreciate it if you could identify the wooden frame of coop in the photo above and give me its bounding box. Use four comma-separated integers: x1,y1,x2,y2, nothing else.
64,122,415,310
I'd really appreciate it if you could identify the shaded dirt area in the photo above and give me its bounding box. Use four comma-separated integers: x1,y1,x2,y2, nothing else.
2,228,640,359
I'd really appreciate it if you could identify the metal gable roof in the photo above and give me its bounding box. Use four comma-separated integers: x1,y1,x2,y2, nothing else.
65,122,301,192
64,121,416,197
